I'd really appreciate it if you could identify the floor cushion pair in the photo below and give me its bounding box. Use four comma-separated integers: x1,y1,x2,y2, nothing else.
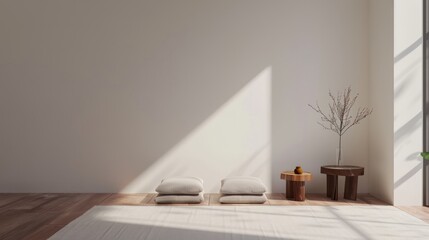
155,177,204,204
219,176,267,204
154,176,267,204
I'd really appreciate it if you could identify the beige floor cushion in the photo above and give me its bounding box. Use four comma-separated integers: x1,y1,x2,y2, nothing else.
156,177,204,195
155,192,204,204
220,176,267,195
219,194,267,204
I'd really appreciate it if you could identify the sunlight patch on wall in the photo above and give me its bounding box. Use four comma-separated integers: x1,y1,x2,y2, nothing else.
122,67,272,193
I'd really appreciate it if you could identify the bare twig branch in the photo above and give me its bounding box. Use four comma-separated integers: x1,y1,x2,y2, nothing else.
308,86,372,165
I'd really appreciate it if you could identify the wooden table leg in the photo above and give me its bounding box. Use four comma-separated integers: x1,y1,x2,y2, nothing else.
286,180,294,199
293,181,305,201
344,176,358,200
326,175,338,200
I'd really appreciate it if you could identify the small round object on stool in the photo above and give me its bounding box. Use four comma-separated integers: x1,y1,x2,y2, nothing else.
294,166,303,174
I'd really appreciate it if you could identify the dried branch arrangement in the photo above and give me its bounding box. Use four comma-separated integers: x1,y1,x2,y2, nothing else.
308,87,372,165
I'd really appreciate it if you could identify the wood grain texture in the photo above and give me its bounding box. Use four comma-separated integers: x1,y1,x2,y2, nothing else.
344,176,359,200
292,181,306,201
322,166,364,201
281,171,312,181
397,206,429,224
0,193,427,239
100,194,148,206
326,175,339,200
285,181,307,201
286,180,293,199
321,165,364,176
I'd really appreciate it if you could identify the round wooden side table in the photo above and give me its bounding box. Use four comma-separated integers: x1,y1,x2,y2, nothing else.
280,171,312,201
320,165,364,201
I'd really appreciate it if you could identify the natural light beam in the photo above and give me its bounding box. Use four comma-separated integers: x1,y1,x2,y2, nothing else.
122,67,272,193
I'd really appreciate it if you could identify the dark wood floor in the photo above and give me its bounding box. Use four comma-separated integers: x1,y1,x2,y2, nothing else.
0,193,427,240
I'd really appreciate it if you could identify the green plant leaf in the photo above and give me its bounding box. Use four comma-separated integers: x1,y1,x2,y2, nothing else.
420,152,429,160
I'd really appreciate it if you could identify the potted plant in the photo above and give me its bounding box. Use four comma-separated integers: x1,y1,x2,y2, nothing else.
308,87,372,165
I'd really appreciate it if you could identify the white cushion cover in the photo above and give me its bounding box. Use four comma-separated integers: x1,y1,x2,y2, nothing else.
220,176,267,195
155,192,204,204
156,177,203,195
219,194,267,204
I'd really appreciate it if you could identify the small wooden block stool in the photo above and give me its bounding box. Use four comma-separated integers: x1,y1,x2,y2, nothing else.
280,171,312,201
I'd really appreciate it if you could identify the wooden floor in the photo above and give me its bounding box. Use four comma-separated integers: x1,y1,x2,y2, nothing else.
0,193,427,240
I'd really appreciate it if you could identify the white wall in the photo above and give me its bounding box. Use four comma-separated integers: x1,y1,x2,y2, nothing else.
0,0,370,193
368,0,394,204
393,0,423,206
368,0,423,206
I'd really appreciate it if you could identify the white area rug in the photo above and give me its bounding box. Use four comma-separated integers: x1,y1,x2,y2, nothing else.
50,206,429,240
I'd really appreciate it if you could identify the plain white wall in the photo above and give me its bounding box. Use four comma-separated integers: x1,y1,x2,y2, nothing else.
368,0,394,204
0,0,370,193
393,0,423,206
368,0,424,206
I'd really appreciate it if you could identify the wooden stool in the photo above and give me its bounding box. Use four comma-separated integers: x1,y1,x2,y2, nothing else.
320,165,364,201
280,171,312,201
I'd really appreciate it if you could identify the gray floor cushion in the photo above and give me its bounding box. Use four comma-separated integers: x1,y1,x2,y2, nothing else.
156,177,204,195
220,176,267,195
155,192,204,204
219,194,267,204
